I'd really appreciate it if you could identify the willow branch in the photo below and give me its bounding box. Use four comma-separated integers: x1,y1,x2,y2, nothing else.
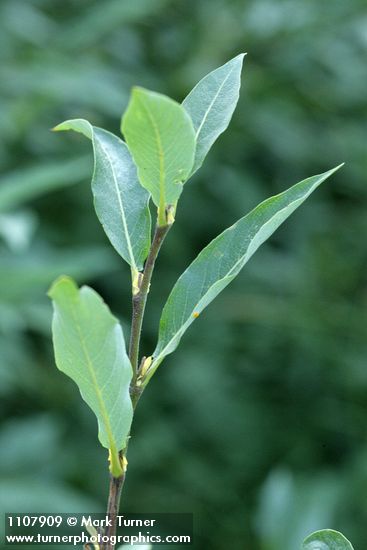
101,220,171,550
129,223,171,384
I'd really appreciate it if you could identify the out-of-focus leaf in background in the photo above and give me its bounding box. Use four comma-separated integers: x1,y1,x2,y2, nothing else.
0,1,366,549
303,529,354,549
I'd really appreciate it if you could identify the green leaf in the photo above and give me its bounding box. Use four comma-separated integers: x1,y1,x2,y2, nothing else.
0,246,118,302
0,157,90,213
149,165,343,377
302,529,354,549
183,53,245,174
53,119,151,274
121,87,196,225
48,276,133,476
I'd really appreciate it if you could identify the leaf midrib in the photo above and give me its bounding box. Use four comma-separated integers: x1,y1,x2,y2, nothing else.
194,63,236,141
69,293,117,454
97,136,137,271
138,96,166,210
153,196,306,366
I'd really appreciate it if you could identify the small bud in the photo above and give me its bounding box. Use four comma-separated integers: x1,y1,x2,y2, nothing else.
108,449,124,478
140,356,153,377
121,455,128,473
132,269,143,295
166,204,176,225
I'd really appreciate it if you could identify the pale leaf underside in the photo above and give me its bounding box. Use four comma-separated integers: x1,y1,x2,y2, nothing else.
53,119,151,272
183,53,245,174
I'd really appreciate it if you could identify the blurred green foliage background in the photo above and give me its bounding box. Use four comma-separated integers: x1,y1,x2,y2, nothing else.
0,1,366,549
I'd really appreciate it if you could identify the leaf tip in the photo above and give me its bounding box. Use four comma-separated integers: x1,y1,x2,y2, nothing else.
51,123,64,132
327,162,345,177
47,275,77,300
50,119,93,139
229,52,247,67
131,85,146,99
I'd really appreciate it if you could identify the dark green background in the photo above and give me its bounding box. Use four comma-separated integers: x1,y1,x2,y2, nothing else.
0,1,366,549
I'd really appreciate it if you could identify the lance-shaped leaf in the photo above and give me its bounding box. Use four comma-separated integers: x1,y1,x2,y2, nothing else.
121,88,196,225
148,165,343,377
48,276,133,477
183,53,245,175
302,529,354,549
53,119,151,274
